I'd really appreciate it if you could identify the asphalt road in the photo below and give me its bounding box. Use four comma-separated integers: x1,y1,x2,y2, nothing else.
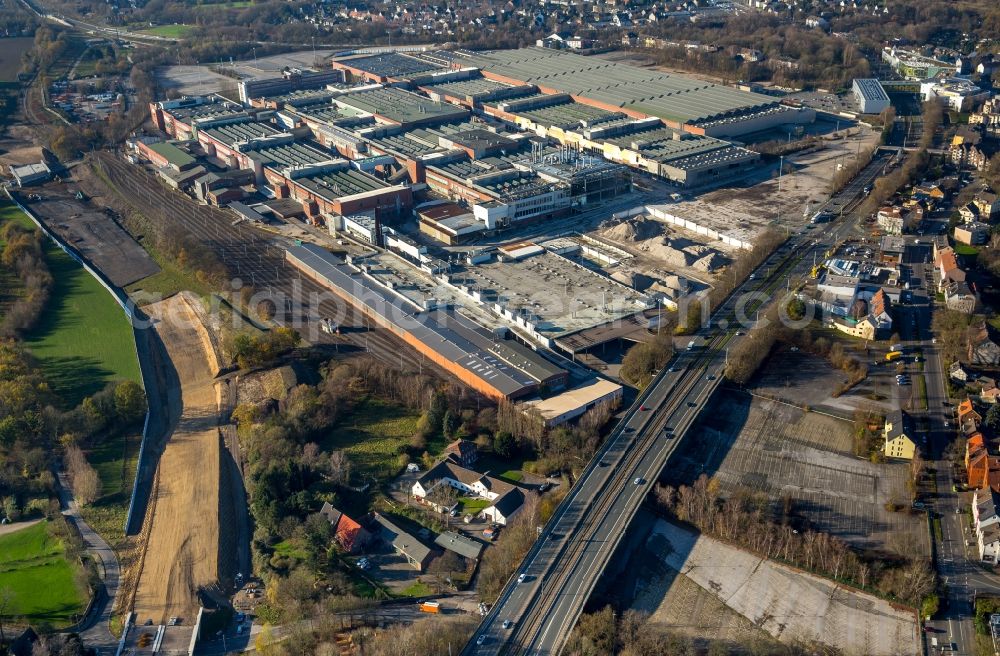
463,152,893,655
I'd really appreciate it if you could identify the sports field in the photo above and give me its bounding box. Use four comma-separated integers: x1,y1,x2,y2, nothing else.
21,233,141,406
0,521,87,627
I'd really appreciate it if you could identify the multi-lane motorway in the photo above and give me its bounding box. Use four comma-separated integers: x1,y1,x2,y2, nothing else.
463,152,892,655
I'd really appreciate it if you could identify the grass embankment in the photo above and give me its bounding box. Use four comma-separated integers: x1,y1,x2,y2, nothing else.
2,202,143,545
22,237,141,406
0,521,87,627
79,432,143,547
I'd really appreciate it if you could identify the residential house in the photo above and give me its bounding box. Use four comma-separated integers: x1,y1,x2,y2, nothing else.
883,410,916,460
959,203,980,224
912,184,946,204
983,380,1000,405
980,524,1000,565
966,433,1000,489
831,288,892,340
974,487,1000,564
935,246,966,292
412,460,528,526
951,136,990,171
973,192,1000,220
371,513,434,571
959,398,982,426
950,361,969,383
482,487,526,526
945,281,979,314
877,206,905,235
319,502,371,554
443,439,478,468
969,321,1000,366
954,222,990,246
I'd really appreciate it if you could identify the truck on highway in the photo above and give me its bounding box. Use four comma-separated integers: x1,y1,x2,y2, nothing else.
686,340,696,351
419,601,441,614
890,343,904,352
885,350,903,362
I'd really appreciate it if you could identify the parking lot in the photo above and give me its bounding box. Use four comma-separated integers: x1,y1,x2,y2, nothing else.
667,391,930,556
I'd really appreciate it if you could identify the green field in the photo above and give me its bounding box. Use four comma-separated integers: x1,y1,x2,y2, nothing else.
2,203,142,406
138,24,195,38
953,242,980,257
79,432,142,546
0,521,87,626
0,37,33,83
322,398,421,482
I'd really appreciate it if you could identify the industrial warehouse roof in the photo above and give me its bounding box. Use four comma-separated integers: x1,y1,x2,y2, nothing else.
367,119,516,158
292,167,389,201
146,141,196,169
605,126,734,165
456,47,778,125
201,120,280,147
294,103,351,124
336,87,469,126
163,98,245,122
247,141,333,169
424,76,516,98
285,244,565,398
267,89,341,108
517,99,625,130
336,52,447,80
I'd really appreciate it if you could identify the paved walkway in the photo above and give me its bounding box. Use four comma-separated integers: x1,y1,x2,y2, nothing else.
56,473,120,652
0,517,42,538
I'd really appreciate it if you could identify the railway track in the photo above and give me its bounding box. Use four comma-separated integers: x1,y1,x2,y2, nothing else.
93,153,427,371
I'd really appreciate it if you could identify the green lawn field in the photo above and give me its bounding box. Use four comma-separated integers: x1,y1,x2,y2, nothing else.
138,24,194,38
0,521,87,627
22,236,141,406
322,398,421,482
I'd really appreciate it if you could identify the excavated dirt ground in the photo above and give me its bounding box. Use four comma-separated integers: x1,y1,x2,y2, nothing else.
131,293,223,624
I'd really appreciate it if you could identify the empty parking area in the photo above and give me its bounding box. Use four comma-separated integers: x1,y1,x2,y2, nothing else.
24,185,161,287
668,392,929,557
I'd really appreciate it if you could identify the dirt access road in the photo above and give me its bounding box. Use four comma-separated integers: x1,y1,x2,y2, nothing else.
131,293,226,625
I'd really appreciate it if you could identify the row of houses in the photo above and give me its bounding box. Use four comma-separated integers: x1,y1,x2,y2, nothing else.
318,501,484,572
964,400,1000,564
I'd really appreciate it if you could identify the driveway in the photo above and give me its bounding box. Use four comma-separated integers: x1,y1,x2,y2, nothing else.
56,472,120,651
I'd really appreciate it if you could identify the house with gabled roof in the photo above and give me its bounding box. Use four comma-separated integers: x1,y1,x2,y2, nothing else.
443,439,479,468
371,512,434,571
883,410,916,460
319,502,371,554
412,460,529,526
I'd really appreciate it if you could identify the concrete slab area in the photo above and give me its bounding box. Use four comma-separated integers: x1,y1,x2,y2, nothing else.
24,182,161,287
669,392,929,557
642,519,920,656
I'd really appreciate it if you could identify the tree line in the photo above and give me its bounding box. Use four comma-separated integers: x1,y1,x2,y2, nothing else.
0,217,53,339
567,605,842,656
654,475,936,609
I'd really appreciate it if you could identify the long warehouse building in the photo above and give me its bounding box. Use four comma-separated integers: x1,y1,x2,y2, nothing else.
285,243,568,400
